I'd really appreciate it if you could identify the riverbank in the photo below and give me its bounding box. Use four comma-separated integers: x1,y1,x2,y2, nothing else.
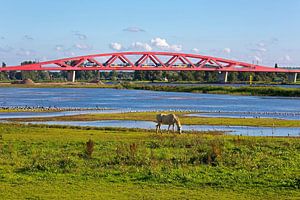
0,82,120,88
122,83,300,97
0,106,110,113
0,123,299,199
7,111,300,127
1,81,300,97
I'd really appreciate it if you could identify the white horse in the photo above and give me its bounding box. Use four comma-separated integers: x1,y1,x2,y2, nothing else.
156,113,182,134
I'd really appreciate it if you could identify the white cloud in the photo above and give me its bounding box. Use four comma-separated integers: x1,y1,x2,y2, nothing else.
109,42,123,51
150,37,182,51
169,44,182,52
208,48,232,56
257,47,267,52
257,42,265,47
223,48,231,54
130,42,152,51
250,47,267,53
191,48,199,53
123,27,145,32
55,45,64,51
108,38,182,52
151,37,169,49
73,43,92,50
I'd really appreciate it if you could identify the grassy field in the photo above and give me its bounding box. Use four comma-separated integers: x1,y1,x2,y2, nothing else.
123,83,300,97
0,123,299,199
10,111,300,127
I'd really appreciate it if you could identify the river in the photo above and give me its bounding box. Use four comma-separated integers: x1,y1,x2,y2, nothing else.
0,88,299,136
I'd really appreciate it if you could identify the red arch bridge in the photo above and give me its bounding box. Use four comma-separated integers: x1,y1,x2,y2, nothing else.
0,51,299,83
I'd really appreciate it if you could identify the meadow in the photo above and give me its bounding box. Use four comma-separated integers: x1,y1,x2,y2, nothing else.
11,111,300,127
123,83,300,97
0,123,299,199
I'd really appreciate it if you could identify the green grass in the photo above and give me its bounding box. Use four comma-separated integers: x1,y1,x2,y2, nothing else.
10,111,300,127
0,123,299,199
123,83,300,97
0,82,121,89
1,82,300,97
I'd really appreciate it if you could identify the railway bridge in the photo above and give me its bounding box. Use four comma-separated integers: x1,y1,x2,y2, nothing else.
0,52,299,83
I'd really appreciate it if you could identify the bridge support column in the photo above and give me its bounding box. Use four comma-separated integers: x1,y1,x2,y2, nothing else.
288,73,298,83
217,72,228,83
67,71,76,82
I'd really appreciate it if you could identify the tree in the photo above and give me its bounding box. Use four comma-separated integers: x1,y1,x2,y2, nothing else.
194,71,204,81
133,71,145,81
0,62,8,81
178,71,194,81
204,72,217,82
227,72,238,82
237,72,248,81
109,70,118,81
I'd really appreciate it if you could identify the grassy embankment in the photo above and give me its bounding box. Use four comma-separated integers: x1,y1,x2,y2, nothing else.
0,82,121,89
0,82,300,97
10,111,300,127
122,83,300,97
0,123,299,199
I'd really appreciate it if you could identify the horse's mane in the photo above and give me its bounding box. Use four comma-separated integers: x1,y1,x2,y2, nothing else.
173,114,181,127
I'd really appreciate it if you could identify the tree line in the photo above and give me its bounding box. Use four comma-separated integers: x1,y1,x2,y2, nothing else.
0,70,292,83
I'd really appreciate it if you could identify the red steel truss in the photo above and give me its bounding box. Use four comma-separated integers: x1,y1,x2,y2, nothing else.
0,52,299,73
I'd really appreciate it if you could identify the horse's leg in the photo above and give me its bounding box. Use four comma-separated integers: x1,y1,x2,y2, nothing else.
159,124,162,134
168,124,171,134
156,123,161,134
156,123,162,134
172,124,175,133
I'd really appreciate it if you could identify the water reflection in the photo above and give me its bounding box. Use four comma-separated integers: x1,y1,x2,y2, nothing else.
0,110,118,119
26,120,300,137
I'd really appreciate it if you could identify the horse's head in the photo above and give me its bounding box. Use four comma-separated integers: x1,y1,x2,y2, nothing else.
177,125,182,134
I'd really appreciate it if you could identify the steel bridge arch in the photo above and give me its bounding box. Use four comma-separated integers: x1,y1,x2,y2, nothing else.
0,51,299,73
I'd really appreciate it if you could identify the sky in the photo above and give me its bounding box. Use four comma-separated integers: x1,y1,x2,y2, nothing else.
0,0,299,66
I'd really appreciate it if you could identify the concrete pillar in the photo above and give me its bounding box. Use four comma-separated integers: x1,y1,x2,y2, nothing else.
217,71,228,83
288,73,298,83
67,70,76,82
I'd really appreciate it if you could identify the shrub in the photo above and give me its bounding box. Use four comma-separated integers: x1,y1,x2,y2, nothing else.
85,139,95,159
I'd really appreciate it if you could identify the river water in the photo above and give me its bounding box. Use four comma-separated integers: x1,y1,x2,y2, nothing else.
26,120,300,137
0,88,299,136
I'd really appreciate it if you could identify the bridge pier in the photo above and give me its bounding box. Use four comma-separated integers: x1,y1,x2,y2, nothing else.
67,71,76,82
288,73,298,83
217,72,228,83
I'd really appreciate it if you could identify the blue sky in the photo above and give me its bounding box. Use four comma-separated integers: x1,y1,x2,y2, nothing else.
0,0,299,66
